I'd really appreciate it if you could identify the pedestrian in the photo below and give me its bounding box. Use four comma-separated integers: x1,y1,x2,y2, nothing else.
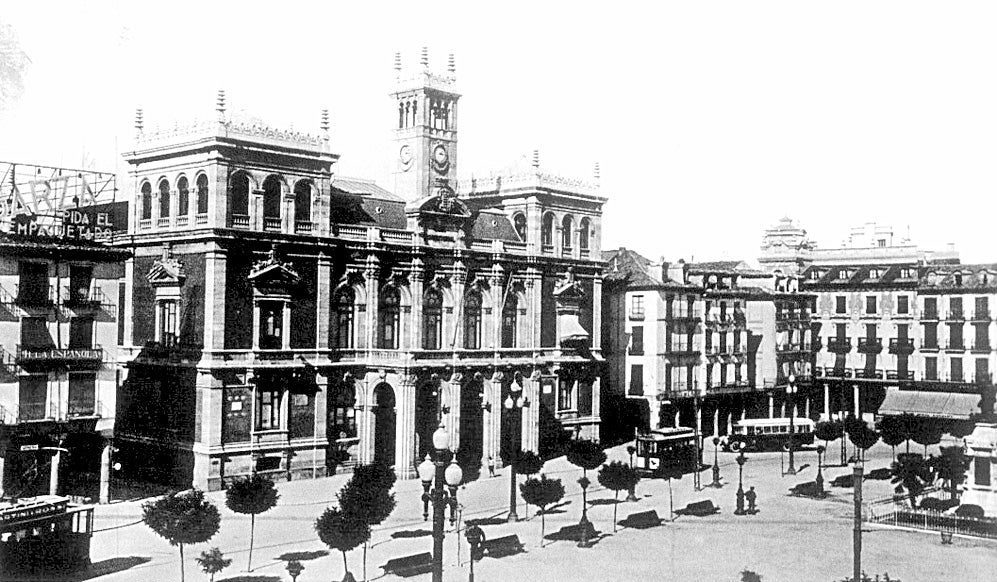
746,486,757,514
487,455,496,478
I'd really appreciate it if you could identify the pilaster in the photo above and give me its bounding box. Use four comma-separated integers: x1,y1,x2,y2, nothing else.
522,369,542,453
365,257,380,350
316,252,332,349
409,258,425,349
483,371,503,466
394,373,417,479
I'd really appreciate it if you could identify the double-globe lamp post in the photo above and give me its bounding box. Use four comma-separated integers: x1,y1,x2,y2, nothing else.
734,450,747,515
786,373,798,475
418,424,464,582
506,383,527,522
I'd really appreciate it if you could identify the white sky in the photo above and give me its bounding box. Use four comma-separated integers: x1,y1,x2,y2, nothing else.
2,1,996,263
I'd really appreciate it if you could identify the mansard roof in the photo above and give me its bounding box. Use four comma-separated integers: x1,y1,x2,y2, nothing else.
602,248,698,291
329,177,407,229
920,263,997,292
470,208,519,242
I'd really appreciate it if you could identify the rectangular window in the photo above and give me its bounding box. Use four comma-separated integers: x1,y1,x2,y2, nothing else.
68,372,96,416
866,296,877,314
630,295,644,319
976,455,992,486
951,358,963,382
865,323,877,339
975,324,989,350
628,364,643,396
897,295,909,315
69,317,94,349
835,323,847,338
67,265,93,305
18,375,48,421
835,296,846,314
288,390,315,439
20,316,54,349
924,297,938,319
923,323,938,348
950,297,963,318
975,358,990,384
948,323,964,350
630,326,644,355
558,378,574,411
976,297,989,319
17,262,49,306
925,357,938,381
259,301,283,350
256,387,282,430
158,300,179,346
223,387,251,443
897,324,909,340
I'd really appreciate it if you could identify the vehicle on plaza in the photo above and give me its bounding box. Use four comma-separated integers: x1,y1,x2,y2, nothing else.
0,495,95,577
634,427,700,476
722,417,815,452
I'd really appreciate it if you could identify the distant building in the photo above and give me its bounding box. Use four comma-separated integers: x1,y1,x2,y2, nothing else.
0,162,129,502
962,422,997,515
113,53,606,491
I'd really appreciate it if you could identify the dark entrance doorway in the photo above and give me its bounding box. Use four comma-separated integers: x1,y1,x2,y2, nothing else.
373,383,396,467
415,380,441,462
457,379,484,472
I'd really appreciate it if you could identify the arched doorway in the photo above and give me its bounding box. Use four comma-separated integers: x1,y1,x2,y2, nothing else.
457,379,484,472
415,380,441,461
372,383,396,467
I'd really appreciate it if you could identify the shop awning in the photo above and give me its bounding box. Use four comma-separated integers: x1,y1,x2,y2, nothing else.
878,390,981,419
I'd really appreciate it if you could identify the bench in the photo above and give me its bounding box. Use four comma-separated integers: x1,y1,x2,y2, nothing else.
381,552,433,577
481,535,525,558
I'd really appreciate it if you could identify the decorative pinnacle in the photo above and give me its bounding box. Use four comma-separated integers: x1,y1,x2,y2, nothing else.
134,108,144,133
394,51,402,75
532,149,540,170
594,162,601,181
448,52,456,75
420,46,429,67
216,89,226,119
321,109,330,136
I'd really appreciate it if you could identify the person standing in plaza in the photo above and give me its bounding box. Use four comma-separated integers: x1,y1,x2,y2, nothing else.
746,486,757,514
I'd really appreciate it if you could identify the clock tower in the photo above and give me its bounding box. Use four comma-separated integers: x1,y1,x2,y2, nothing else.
390,49,461,202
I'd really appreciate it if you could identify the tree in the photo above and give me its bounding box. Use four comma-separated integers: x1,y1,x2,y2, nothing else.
0,20,30,114
597,461,640,531
660,466,683,521
338,464,397,582
879,416,908,462
195,548,231,582
142,490,222,582
519,475,565,547
513,450,545,519
843,416,867,461
225,474,279,571
814,420,844,466
315,506,370,582
565,439,605,542
890,453,934,509
911,420,944,456
931,446,970,501
848,425,880,463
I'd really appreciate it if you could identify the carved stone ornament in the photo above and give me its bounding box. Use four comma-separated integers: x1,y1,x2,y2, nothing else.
530,369,543,381
490,370,505,383
449,371,464,384
249,244,301,292
147,244,186,287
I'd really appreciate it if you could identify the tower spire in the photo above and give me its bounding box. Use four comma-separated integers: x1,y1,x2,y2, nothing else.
420,46,429,68
448,52,456,77
321,109,330,141
394,51,402,79
134,108,144,134
532,149,540,171
216,90,227,122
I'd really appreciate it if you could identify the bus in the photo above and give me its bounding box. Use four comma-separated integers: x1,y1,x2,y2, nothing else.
722,417,815,452
0,495,95,577
634,427,700,476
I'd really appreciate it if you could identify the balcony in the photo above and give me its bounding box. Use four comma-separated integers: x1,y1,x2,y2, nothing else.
62,286,108,310
15,285,55,308
857,337,883,354
888,338,915,354
660,382,698,400
16,345,103,367
920,340,939,352
823,366,852,378
664,344,700,358
706,380,752,395
263,216,282,232
971,310,992,322
829,310,850,319
886,370,915,381
231,214,250,228
139,218,153,230
826,337,852,353
157,217,171,228
666,310,702,324
854,368,885,380
295,220,313,234
946,311,965,322
812,337,823,351
944,342,966,353
627,345,645,356
921,310,939,321
972,342,992,353
195,213,209,225
628,309,645,321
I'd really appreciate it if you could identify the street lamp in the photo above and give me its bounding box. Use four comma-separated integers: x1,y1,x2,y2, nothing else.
734,450,747,515
418,424,464,582
693,394,702,491
465,524,485,582
785,374,798,475
504,382,527,522
815,445,826,497
711,436,722,487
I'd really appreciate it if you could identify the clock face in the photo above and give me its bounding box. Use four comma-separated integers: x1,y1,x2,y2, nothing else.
398,145,414,171
433,144,449,165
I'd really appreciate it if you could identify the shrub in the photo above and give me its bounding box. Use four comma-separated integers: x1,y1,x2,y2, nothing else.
955,504,985,519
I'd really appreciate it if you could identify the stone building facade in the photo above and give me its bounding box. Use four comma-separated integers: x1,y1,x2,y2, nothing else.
113,56,606,490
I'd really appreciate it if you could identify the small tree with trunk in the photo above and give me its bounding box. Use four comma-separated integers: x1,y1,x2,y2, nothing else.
519,475,565,547
660,466,683,521
890,453,934,508
225,474,279,571
843,416,867,461
565,439,605,545
931,445,970,501
142,489,222,582
195,547,231,582
513,450,545,518
848,424,880,463
315,506,370,582
911,420,944,456
597,461,640,531
879,416,908,461
814,420,844,466
337,464,396,581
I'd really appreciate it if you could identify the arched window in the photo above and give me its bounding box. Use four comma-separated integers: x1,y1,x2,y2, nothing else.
196,174,209,214
541,213,554,248
423,288,443,350
158,179,171,218
230,172,250,216
177,176,189,216
294,180,312,223
579,218,591,250
263,175,282,224
333,287,355,348
561,215,573,249
501,292,518,348
140,181,152,220
379,286,401,349
329,381,357,440
464,290,483,350
513,213,527,242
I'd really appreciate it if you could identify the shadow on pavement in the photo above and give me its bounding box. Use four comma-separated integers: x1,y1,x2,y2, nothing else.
275,549,329,562
588,498,620,506
544,522,603,543
217,576,282,582
77,556,152,580
465,517,507,527
390,529,432,539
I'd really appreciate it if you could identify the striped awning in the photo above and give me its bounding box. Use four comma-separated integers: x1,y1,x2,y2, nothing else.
878,389,981,419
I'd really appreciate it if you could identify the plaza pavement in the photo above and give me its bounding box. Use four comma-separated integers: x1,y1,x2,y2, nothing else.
84,438,997,582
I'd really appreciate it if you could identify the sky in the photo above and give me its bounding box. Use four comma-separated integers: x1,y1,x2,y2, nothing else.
2,1,996,263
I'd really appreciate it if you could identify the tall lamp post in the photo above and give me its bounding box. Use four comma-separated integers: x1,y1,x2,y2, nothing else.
505,384,527,522
785,374,798,475
734,450,747,515
692,393,702,491
418,424,464,582
711,436,722,487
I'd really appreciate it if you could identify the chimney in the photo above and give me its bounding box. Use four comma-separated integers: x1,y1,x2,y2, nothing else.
660,260,670,283
668,259,687,285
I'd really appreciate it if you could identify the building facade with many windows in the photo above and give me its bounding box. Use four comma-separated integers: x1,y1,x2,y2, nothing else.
114,57,605,490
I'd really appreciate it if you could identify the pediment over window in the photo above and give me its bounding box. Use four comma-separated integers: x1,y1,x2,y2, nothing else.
147,246,185,287
407,187,473,233
554,269,585,303
249,247,301,293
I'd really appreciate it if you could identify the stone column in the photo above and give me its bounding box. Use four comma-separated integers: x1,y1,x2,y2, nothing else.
316,252,332,349
769,394,775,418
203,249,227,350
488,265,505,351
49,449,61,495
713,408,720,438
364,257,380,350
590,376,601,427
823,383,831,420
804,395,810,419
446,372,463,451
591,277,603,350
525,268,542,347
99,443,111,504
483,371,503,467
356,374,374,465
409,258,425,350
312,373,329,478
523,370,541,453
853,384,860,418
394,374,417,479
449,261,467,350
727,411,734,435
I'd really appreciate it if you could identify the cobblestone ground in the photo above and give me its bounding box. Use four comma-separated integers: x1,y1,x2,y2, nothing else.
86,438,996,582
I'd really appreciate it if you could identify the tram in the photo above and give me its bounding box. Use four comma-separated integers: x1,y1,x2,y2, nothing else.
722,417,816,452
634,427,700,476
0,495,95,578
